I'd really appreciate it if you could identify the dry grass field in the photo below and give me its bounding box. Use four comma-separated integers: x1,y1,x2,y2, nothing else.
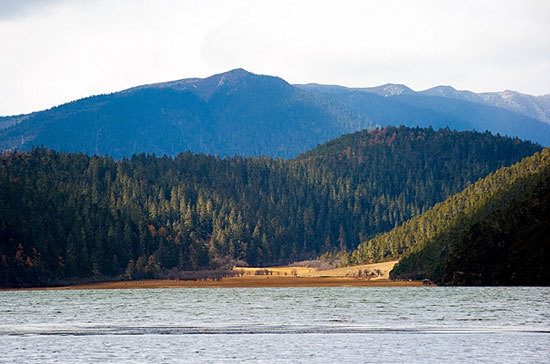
6,260,426,290
235,260,397,280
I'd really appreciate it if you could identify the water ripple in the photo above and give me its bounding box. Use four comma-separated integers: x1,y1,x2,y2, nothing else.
3,324,549,336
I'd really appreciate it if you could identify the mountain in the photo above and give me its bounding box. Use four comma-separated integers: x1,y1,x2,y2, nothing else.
358,83,415,97
297,83,416,97
300,82,550,126
2,69,550,159
0,69,369,159
421,86,550,124
0,127,540,287
350,147,550,285
298,84,550,146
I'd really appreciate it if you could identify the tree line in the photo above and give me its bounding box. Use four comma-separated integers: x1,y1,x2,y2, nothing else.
350,147,550,285
0,126,541,287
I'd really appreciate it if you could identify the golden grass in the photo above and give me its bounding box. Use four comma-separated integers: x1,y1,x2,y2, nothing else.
237,266,317,276
4,261,426,290
235,260,397,280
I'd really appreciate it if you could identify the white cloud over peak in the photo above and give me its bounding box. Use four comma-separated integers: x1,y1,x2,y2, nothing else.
0,0,549,115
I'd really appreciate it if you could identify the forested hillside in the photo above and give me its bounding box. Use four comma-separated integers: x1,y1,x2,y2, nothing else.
350,148,550,285
0,127,541,287
441,175,550,285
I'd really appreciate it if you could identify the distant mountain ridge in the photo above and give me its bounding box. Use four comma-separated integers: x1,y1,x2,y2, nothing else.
420,86,550,124
1,68,549,158
298,83,550,146
298,83,550,124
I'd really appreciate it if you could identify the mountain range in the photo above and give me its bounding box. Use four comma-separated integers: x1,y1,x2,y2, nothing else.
300,82,550,124
1,69,550,158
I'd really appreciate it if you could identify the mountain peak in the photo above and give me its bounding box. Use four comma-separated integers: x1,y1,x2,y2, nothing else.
218,68,251,77
362,83,414,97
182,68,254,100
422,85,461,97
420,85,480,103
205,68,253,84
122,68,255,100
426,85,457,92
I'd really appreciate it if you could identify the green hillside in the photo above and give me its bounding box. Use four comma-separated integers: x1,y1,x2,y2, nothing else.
0,127,541,287
440,175,550,285
350,148,550,285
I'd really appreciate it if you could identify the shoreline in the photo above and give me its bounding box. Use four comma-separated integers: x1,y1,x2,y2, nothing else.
2,261,430,290
2,276,424,291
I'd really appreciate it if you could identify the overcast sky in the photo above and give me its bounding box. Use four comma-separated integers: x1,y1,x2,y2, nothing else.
1,0,549,115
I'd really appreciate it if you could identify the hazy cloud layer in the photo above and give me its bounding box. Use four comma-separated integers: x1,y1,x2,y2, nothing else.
0,0,47,19
0,0,80,20
1,0,549,115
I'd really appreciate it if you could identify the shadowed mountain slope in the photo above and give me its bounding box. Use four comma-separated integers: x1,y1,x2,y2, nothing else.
0,69,369,159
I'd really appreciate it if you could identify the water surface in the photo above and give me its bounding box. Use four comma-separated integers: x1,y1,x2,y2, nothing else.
1,287,548,363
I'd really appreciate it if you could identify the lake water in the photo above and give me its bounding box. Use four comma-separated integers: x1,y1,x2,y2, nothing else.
0,287,549,363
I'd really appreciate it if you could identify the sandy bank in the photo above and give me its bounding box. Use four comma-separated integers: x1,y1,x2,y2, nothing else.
12,277,420,290
3,261,427,290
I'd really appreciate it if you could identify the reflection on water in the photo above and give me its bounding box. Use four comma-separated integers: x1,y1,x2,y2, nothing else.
1,287,549,363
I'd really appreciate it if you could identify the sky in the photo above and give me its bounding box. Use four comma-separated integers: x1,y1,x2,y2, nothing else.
1,0,549,116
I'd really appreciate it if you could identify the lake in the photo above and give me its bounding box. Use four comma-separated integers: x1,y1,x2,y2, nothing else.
1,287,549,363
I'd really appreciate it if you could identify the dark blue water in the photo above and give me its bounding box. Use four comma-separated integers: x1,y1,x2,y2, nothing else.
1,287,548,363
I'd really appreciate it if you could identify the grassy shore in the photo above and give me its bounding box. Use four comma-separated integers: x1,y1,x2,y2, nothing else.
4,261,426,290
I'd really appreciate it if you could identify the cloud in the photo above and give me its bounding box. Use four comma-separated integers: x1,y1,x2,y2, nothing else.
0,0,59,19
0,0,549,115
198,0,550,94
0,0,96,20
